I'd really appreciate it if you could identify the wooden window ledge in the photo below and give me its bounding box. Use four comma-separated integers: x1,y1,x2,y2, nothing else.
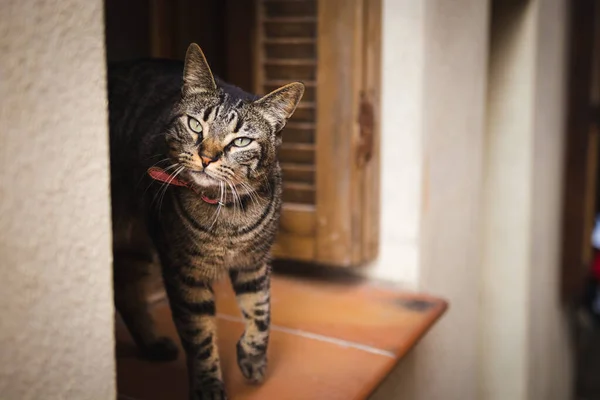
116,274,447,400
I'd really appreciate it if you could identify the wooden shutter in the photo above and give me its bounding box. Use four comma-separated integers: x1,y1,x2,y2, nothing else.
144,0,381,267
254,0,381,267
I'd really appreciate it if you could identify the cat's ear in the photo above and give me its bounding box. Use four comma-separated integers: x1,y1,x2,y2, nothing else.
255,82,305,129
183,43,216,93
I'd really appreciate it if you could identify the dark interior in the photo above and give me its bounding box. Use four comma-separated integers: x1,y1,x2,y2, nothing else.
104,0,255,91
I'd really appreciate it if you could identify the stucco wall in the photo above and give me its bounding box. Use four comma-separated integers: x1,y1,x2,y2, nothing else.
0,1,115,399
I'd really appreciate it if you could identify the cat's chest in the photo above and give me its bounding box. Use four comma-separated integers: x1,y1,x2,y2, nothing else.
165,191,277,268
190,235,259,268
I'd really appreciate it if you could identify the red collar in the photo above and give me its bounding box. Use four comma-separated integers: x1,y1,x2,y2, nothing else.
147,167,223,205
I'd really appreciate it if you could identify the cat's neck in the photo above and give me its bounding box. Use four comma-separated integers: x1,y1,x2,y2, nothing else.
173,171,280,230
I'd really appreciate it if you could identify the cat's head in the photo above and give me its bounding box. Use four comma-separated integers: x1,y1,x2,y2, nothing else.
166,43,304,194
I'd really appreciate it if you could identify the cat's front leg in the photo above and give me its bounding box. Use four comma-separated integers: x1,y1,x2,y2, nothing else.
164,272,227,400
229,262,271,383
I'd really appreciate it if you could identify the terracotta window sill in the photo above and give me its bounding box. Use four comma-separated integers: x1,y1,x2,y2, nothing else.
116,273,447,400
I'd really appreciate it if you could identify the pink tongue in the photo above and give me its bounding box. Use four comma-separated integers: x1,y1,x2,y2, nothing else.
147,167,188,187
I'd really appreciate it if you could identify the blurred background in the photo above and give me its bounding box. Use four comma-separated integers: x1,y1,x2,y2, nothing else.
2,0,600,399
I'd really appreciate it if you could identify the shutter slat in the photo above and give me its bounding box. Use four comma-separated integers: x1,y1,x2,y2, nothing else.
282,182,315,204
264,17,317,23
286,121,316,129
279,144,315,164
265,64,316,80
290,102,316,122
264,38,316,45
264,59,317,66
264,22,316,38
283,123,315,143
281,163,315,183
257,0,317,246
265,79,316,87
264,0,317,20
266,43,316,59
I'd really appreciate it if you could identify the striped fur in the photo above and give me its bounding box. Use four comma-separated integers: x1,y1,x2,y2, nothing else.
108,44,304,400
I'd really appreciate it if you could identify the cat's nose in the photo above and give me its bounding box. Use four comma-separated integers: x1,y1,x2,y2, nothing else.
200,154,218,168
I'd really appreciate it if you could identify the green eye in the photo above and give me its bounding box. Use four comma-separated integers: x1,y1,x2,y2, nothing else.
188,116,202,133
233,137,253,147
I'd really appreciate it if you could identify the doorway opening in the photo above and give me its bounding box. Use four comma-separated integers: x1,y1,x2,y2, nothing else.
561,1,600,398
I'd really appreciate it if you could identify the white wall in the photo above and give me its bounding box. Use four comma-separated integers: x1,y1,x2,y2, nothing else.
368,0,425,285
481,0,572,398
0,1,115,399
372,0,572,399
412,1,490,398
372,4,489,398
481,3,536,398
527,1,572,397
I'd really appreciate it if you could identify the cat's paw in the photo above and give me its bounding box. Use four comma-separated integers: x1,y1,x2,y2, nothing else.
236,338,267,384
141,336,179,361
194,382,227,400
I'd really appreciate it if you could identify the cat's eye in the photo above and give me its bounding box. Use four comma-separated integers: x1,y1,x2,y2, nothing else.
188,116,202,133
232,137,253,147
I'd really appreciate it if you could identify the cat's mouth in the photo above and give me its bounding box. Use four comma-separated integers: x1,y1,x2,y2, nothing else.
188,170,220,188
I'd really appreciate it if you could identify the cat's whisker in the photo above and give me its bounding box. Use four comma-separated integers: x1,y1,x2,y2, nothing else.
136,157,171,189
151,164,182,208
209,181,224,230
165,134,183,143
145,162,180,201
233,183,243,215
241,188,260,208
233,183,246,213
162,163,182,173
261,174,273,195
142,162,180,200
157,166,185,216
228,181,242,218
237,180,261,207
146,153,166,160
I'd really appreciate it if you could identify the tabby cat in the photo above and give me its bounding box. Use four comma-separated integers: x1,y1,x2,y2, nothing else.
108,43,304,399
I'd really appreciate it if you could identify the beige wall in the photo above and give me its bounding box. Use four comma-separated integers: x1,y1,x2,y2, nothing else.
372,0,489,396
373,0,572,399
482,1,572,399
527,0,572,397
481,2,536,398
368,0,425,285
413,1,490,399
0,1,115,399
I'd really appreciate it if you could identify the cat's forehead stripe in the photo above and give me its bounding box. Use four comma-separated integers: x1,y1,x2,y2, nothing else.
202,106,213,122
233,116,244,133
209,106,219,122
227,112,235,124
